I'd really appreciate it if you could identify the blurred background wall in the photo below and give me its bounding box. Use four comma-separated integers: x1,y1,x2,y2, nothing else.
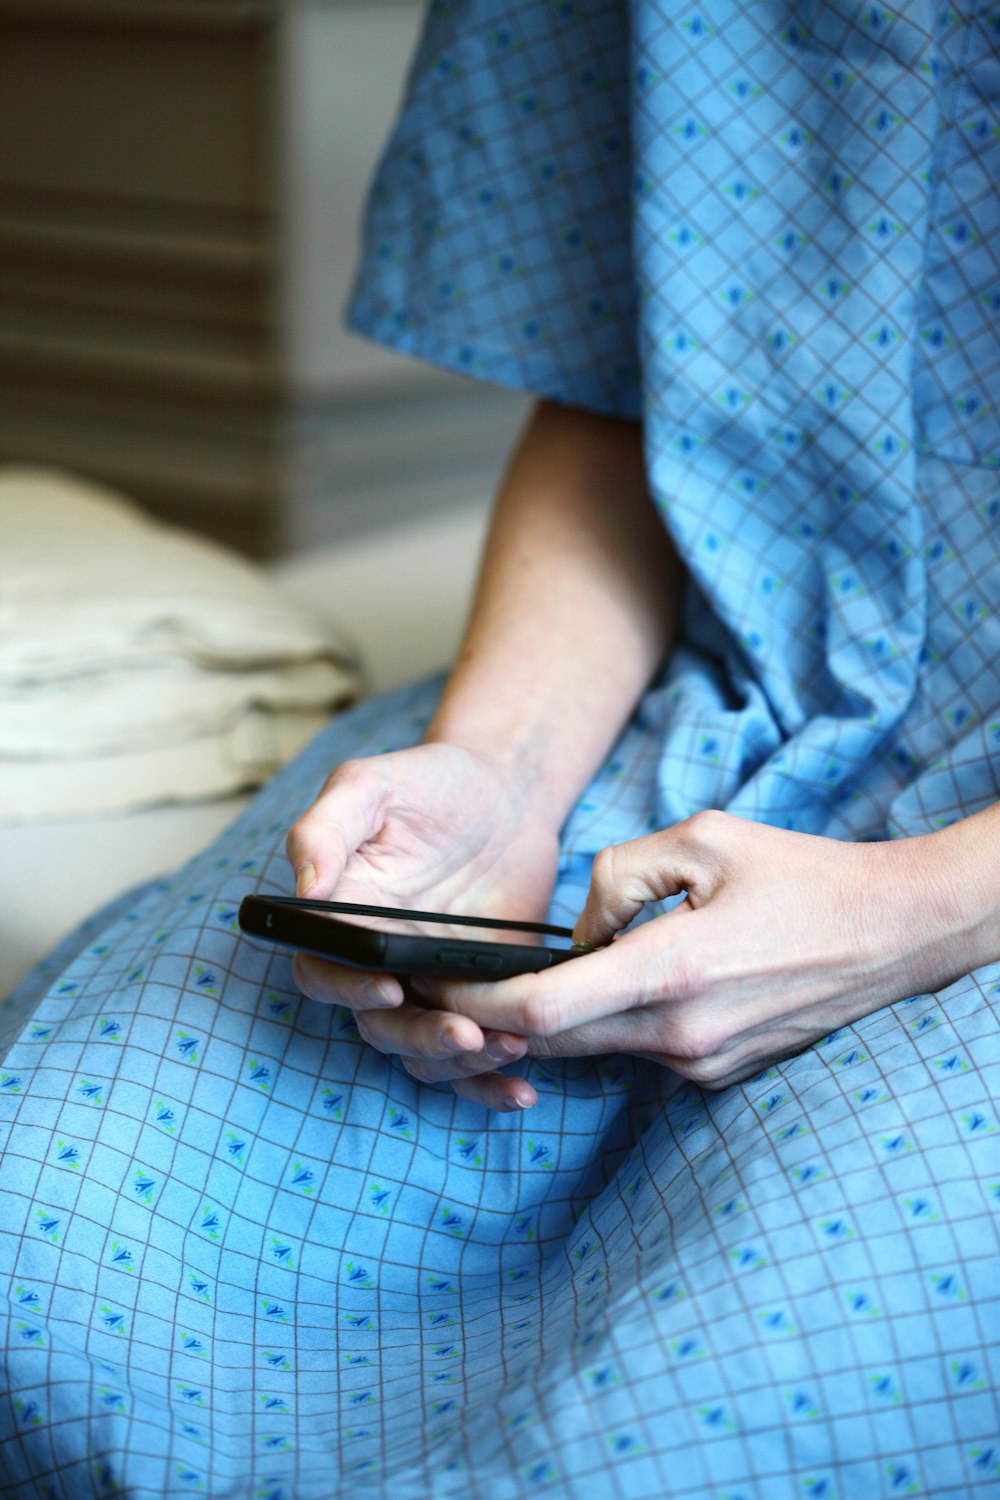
0,0,529,557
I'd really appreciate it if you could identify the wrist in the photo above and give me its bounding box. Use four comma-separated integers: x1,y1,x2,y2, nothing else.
891,807,1000,988
422,696,570,835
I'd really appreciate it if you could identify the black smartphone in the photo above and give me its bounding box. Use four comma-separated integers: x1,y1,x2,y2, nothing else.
237,896,589,980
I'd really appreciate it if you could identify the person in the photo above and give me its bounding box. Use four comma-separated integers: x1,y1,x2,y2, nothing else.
2,3,998,1497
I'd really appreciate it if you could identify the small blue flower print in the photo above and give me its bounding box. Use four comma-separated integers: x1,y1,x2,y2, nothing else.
133,1172,157,1204
321,1088,344,1119
99,1305,126,1336
289,1162,316,1195
259,1394,290,1414
16,1396,43,1427
225,1134,247,1165
607,1431,644,1455
264,993,294,1023
247,1059,271,1091
368,1185,391,1215
175,1031,199,1062
698,1404,734,1433
198,1207,222,1241
108,1241,135,1272
36,1210,61,1242
930,1271,964,1301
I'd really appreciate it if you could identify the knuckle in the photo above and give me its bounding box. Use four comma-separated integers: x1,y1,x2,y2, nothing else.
329,757,372,793
590,844,618,894
682,1050,731,1086
666,1011,727,1073
519,989,563,1038
683,807,729,842
657,945,705,1008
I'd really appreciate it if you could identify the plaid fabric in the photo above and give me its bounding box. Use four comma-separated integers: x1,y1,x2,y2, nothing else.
2,3,999,1496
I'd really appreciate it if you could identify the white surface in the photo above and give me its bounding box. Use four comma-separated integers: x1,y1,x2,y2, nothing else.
0,500,488,1000
0,796,253,1002
272,499,490,694
1,466,358,818
281,0,429,394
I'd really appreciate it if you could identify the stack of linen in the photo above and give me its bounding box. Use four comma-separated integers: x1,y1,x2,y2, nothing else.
0,468,361,821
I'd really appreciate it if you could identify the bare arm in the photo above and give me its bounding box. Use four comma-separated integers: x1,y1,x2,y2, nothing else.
286,398,683,1109
426,398,683,827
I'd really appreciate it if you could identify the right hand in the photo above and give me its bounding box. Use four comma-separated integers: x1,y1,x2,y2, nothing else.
284,742,560,1109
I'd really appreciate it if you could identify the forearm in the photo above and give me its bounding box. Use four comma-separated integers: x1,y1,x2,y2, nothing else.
913,800,1000,984
426,400,682,828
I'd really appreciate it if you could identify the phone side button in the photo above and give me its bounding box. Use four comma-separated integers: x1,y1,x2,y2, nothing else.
437,948,474,967
472,954,504,970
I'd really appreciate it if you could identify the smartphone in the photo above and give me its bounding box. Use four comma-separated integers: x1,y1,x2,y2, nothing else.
237,896,589,980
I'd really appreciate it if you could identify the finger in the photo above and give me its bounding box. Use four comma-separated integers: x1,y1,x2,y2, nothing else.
523,1001,698,1063
398,1031,528,1081
356,1001,488,1059
433,916,698,1037
292,952,404,1010
573,825,717,947
450,1073,538,1111
285,759,389,897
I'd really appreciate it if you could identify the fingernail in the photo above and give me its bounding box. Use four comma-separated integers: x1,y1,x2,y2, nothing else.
503,1093,531,1111
485,1036,518,1063
296,863,317,896
442,1030,467,1054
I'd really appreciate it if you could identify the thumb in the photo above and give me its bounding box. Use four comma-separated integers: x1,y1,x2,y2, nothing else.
284,761,387,898
572,829,716,947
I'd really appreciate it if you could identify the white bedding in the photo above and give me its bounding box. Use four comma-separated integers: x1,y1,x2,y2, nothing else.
0,499,488,999
0,470,359,820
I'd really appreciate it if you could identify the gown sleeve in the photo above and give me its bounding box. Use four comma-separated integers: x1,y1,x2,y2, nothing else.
346,0,642,420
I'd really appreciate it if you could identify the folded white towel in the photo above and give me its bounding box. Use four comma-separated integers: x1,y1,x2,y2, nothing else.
0,468,361,820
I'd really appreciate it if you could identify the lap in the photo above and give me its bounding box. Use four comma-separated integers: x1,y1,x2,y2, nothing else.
0,679,997,1499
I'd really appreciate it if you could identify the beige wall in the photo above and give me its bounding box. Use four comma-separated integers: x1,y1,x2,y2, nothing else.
0,0,527,556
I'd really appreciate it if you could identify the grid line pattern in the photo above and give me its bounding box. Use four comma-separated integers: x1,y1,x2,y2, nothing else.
3,0,1000,1495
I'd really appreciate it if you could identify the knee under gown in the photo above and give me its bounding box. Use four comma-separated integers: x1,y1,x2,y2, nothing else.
2,3,999,1496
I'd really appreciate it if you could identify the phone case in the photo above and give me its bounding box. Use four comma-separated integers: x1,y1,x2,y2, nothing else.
237,896,582,980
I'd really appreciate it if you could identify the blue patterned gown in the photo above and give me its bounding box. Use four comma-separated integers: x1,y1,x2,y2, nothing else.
2,4,999,1497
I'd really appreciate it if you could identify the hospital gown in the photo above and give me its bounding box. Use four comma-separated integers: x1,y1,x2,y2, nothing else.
2,2,999,1496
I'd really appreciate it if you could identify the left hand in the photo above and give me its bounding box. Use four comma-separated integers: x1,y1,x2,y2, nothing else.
360,809,977,1104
